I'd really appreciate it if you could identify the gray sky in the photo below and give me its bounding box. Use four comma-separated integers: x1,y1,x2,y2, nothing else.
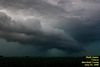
0,0,100,57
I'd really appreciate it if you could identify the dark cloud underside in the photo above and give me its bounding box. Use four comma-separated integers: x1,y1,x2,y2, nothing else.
0,0,100,56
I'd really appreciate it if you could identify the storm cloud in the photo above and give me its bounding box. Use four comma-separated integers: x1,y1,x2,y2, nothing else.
0,0,100,56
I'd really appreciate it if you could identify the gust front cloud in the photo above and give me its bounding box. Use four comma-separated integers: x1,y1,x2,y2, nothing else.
0,0,100,55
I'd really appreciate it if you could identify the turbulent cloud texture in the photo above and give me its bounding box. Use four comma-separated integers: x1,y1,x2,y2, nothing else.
0,0,100,56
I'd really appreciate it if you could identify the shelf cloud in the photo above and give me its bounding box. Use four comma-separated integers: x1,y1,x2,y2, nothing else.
0,0,100,56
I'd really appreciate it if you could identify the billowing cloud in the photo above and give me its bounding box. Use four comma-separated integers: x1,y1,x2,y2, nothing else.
0,0,100,56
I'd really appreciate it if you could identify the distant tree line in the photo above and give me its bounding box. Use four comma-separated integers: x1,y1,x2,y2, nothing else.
0,55,3,57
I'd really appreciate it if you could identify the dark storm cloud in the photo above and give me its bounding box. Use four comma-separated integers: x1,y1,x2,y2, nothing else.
71,21,100,44
0,0,100,55
0,12,42,34
0,11,83,53
0,0,67,16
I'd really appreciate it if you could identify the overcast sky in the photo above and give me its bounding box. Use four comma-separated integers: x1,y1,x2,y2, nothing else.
0,0,100,57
